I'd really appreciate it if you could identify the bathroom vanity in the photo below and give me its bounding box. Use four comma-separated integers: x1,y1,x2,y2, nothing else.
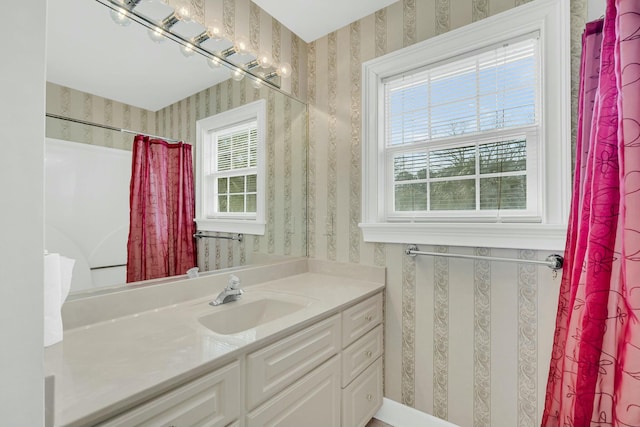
45,259,385,427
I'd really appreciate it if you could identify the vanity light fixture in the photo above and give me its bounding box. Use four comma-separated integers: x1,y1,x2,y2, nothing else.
220,46,237,58
277,62,292,78
207,57,221,69
110,7,132,26
180,43,196,57
256,51,273,68
207,19,224,39
173,1,192,22
99,0,289,88
233,36,252,55
147,26,166,42
231,69,246,82
263,62,292,80
109,0,142,24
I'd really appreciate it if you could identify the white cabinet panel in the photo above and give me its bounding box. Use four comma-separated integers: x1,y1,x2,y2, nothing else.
341,357,383,427
246,356,341,427
246,314,341,409
342,324,383,387
97,362,240,427
342,294,383,347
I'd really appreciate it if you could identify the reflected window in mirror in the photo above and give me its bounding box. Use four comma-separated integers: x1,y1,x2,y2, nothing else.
196,99,266,235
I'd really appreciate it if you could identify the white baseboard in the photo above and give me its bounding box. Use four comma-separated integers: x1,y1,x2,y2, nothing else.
374,398,460,427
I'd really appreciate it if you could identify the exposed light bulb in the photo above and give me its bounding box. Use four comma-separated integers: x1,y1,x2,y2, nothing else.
148,27,166,43
257,51,273,68
277,62,292,78
174,1,192,22
109,7,131,26
234,35,251,55
207,57,221,69
207,19,224,40
180,43,195,57
231,69,245,81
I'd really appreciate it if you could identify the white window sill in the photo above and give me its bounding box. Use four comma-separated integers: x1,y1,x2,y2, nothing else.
359,222,567,251
195,218,265,236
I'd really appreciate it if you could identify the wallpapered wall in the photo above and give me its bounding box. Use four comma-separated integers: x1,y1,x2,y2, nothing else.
157,78,308,271
306,1,588,427
47,0,592,425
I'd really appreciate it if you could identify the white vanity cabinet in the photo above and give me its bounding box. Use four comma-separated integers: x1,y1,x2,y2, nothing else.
246,315,341,409
92,292,383,427
245,293,384,427
340,293,384,427
95,361,241,427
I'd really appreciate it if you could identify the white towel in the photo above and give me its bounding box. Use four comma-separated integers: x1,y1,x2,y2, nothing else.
44,253,74,347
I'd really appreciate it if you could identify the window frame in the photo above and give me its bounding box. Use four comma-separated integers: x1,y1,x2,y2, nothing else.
195,99,266,235
360,0,570,251
385,127,540,221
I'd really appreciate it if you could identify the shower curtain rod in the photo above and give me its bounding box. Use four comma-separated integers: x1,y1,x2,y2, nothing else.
405,244,564,272
45,113,187,144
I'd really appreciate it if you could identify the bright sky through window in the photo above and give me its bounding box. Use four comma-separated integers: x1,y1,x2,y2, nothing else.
384,37,538,213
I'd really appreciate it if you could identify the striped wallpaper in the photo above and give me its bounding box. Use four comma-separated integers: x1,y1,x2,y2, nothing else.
306,1,588,426
46,0,594,425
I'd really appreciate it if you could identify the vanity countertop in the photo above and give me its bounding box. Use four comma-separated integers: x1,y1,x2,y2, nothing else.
45,267,384,427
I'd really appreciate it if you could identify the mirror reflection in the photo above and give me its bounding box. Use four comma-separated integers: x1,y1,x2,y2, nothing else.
44,0,307,295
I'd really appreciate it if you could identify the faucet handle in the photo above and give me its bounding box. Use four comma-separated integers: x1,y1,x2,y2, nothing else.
228,274,241,289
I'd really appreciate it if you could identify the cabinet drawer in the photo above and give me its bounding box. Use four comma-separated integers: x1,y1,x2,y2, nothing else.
341,357,383,427
342,324,383,387
96,362,240,427
246,356,341,427
246,314,341,409
342,293,382,347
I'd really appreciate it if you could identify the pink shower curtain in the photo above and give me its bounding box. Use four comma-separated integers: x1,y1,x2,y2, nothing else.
542,1,640,426
126,135,196,282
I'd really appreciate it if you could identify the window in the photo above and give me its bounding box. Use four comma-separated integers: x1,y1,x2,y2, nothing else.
361,0,570,250
386,37,539,219
195,99,266,235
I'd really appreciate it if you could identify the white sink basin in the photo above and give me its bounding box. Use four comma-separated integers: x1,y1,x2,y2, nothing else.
198,297,308,335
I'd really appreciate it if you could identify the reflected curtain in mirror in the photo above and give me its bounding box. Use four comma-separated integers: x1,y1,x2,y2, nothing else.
127,135,196,282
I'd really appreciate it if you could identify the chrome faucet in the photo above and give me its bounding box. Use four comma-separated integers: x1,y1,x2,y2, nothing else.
210,274,243,306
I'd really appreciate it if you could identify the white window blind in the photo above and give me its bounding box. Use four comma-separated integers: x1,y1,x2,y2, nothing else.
385,37,538,146
383,36,539,217
207,120,258,217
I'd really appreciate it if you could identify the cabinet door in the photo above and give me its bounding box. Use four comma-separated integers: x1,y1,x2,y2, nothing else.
246,356,341,427
246,314,341,409
342,357,383,427
342,293,383,347
342,325,383,387
96,362,240,427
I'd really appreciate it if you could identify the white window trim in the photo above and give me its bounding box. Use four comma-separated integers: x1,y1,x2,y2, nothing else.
360,0,570,251
195,99,266,235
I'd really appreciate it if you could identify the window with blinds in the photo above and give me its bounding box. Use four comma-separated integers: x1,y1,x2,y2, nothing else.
384,36,540,218
206,121,258,217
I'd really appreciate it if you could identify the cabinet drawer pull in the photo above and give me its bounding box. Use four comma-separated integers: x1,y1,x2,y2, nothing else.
365,314,373,322
364,350,373,358
367,394,373,402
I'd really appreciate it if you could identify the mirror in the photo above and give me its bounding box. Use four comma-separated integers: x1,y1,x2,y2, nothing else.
44,0,307,295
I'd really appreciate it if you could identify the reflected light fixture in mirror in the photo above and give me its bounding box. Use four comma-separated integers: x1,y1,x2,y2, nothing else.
148,26,166,42
109,7,131,26
98,0,289,89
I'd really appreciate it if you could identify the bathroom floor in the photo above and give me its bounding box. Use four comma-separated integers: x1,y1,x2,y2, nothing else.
366,418,394,427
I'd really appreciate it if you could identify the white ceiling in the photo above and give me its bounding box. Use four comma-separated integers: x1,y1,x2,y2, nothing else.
252,0,400,43
46,0,398,112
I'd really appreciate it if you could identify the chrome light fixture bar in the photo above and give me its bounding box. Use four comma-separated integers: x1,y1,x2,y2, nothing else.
96,0,282,89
